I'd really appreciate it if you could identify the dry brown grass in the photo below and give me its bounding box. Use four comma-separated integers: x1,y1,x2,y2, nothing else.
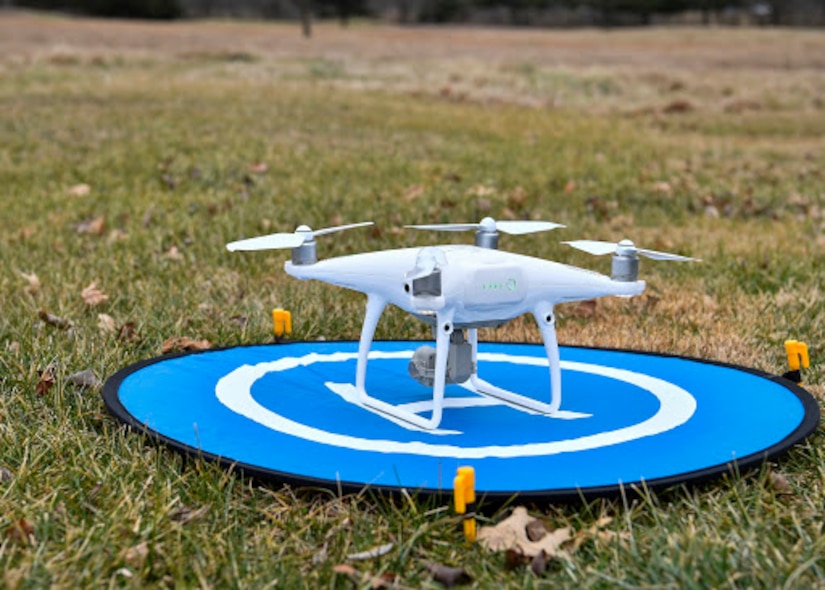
3,10,825,113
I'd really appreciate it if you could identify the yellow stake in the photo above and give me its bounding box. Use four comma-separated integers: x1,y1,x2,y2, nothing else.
784,340,809,384
272,309,292,339
453,466,477,542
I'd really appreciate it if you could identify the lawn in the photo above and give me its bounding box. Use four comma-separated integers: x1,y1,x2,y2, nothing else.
0,10,823,588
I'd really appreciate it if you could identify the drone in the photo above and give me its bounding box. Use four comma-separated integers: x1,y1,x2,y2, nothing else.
227,217,697,430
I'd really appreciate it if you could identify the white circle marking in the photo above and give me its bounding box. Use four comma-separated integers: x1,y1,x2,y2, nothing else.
215,350,696,459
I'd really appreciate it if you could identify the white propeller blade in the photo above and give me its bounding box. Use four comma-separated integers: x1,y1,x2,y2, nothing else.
227,222,373,252
496,220,566,235
227,233,305,252
563,239,622,256
405,223,480,233
405,217,564,235
312,221,374,237
563,239,698,261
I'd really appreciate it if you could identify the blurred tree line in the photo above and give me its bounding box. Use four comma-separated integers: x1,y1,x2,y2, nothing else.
9,0,825,26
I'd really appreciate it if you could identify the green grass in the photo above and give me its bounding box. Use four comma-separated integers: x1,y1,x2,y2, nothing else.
1,15,824,588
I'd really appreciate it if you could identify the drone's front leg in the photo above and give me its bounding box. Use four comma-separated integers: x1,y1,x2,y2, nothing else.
428,309,455,429
533,302,562,414
355,294,387,400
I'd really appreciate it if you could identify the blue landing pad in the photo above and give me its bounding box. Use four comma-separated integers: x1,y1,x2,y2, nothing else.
102,342,819,501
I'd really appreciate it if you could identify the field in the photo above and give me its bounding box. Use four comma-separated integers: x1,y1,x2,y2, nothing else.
1,10,824,587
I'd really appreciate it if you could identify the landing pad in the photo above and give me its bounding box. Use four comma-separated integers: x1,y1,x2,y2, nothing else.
103,342,819,502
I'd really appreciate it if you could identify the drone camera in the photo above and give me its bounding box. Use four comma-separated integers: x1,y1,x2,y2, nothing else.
408,331,474,387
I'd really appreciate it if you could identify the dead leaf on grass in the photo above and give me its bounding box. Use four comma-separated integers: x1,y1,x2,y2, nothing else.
768,469,793,496
98,313,116,333
569,516,630,551
81,283,109,306
169,504,209,524
424,562,472,588
38,310,72,329
161,337,212,354
67,368,101,390
332,564,405,589
563,180,577,193
36,365,56,396
121,541,149,568
530,549,549,576
403,184,425,202
5,518,35,545
478,506,571,557
75,215,106,236
20,272,40,295
347,542,393,561
249,162,268,174
67,183,91,197
118,322,138,342
0,466,14,485
163,246,183,261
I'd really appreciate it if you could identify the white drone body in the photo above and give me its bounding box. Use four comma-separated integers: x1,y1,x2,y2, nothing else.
227,218,696,430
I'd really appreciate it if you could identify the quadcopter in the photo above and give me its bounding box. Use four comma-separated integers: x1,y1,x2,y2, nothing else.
227,218,696,430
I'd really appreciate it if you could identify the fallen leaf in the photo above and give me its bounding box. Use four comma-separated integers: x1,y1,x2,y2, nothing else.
525,519,548,542
478,506,571,557
75,215,106,236
81,283,109,307
5,518,35,545
768,469,793,495
38,310,72,329
424,562,472,588
333,565,408,589
20,272,40,295
569,516,629,551
118,322,138,342
0,466,14,485
97,313,116,333
507,186,528,209
312,543,328,565
36,365,56,396
249,162,268,174
563,180,577,193
466,184,495,197
67,369,101,389
504,548,524,571
68,183,91,197
161,337,212,354
662,99,693,114
107,229,128,244
121,542,149,568
652,181,672,194
229,315,248,328
163,246,183,261
347,542,393,561
403,184,425,202
530,550,548,576
169,504,209,524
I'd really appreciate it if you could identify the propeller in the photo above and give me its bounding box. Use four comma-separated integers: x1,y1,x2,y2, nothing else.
226,222,373,252
406,247,447,281
405,216,565,236
563,239,699,262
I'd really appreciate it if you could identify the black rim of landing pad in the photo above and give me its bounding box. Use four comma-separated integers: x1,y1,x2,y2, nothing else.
102,342,820,503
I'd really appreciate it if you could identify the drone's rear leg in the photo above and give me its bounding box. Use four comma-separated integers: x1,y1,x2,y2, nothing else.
467,303,561,414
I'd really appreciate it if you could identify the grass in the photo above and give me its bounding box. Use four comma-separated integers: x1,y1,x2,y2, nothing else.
1,10,824,588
